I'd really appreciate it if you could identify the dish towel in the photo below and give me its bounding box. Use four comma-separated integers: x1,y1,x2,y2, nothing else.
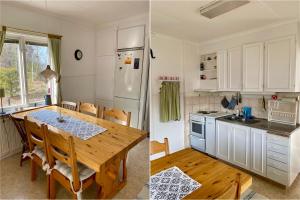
150,166,201,200
160,81,181,122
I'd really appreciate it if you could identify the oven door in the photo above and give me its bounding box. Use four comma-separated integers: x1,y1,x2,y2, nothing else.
190,120,205,139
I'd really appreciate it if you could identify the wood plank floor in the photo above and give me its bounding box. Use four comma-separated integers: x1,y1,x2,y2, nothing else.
0,138,149,199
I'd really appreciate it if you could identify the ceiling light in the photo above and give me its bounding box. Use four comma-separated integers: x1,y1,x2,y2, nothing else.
200,0,250,19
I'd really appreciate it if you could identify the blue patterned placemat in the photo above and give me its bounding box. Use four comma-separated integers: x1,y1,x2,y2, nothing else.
150,166,201,200
28,110,107,140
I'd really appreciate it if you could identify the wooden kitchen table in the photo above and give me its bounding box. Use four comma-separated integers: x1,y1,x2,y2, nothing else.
12,106,147,199
151,148,252,199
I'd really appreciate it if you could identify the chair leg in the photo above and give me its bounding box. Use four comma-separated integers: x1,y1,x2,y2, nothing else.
49,174,56,199
72,193,78,199
31,160,37,181
122,154,127,182
97,184,102,199
20,145,25,167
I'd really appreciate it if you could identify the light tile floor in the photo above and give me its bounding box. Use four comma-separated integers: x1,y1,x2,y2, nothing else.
0,138,149,199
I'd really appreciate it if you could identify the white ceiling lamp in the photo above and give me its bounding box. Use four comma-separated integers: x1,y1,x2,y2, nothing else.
200,0,250,19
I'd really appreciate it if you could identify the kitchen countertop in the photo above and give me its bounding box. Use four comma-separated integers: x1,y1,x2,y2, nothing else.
217,116,300,137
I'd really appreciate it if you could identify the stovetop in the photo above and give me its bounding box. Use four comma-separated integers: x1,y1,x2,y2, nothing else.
191,110,230,118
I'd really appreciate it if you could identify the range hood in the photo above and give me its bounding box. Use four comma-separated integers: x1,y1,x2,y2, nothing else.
200,0,250,19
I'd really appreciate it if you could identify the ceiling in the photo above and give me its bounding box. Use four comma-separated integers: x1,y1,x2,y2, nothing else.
151,0,300,43
2,0,149,26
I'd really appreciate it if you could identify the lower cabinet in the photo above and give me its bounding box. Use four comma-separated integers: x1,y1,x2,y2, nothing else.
216,121,266,175
251,128,267,176
231,125,251,170
216,121,231,162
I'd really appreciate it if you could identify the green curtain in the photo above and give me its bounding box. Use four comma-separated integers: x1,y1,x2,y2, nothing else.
48,35,62,104
160,81,181,122
0,26,6,56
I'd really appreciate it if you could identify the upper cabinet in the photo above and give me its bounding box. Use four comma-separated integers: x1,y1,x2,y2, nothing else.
217,50,227,90
117,25,145,49
227,47,242,90
264,36,296,92
243,42,264,92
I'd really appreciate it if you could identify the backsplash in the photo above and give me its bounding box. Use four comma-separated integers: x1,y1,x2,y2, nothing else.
183,93,300,147
184,95,268,120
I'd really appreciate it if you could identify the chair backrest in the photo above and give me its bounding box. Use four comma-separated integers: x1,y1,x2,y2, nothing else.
150,138,170,156
43,126,81,191
10,115,27,146
102,107,131,126
61,101,77,111
78,102,99,117
24,116,47,153
217,173,241,199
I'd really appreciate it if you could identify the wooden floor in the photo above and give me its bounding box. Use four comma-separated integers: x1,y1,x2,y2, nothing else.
0,138,149,199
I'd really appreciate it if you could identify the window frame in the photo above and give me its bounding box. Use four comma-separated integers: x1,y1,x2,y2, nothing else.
1,32,55,111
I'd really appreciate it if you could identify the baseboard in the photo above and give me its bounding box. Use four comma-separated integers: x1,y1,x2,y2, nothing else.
0,147,22,161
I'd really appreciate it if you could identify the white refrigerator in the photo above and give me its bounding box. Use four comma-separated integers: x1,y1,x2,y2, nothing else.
114,25,147,128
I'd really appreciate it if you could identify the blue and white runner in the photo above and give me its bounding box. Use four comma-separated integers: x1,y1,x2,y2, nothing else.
150,166,201,200
28,110,107,140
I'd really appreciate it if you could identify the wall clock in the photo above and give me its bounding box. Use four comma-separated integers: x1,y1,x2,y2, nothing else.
74,49,83,60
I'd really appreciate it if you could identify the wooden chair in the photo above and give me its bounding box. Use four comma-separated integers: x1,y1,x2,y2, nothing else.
61,101,77,111
24,116,48,182
102,107,131,182
217,173,241,199
150,138,170,156
77,102,100,118
10,115,29,166
102,107,131,126
44,126,96,199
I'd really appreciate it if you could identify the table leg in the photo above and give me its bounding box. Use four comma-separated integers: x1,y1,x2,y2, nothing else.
96,151,129,199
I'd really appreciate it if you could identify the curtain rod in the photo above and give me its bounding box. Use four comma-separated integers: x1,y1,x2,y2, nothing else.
6,26,62,39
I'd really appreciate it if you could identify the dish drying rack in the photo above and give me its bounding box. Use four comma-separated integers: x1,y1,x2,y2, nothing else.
268,99,299,125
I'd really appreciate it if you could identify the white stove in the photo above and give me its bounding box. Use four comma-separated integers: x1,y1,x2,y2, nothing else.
189,111,230,155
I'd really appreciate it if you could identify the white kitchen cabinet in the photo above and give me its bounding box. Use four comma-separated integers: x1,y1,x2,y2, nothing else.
206,117,216,156
117,25,145,49
217,50,227,90
264,36,296,92
216,121,231,162
251,128,267,176
243,43,264,92
231,124,251,169
227,46,242,91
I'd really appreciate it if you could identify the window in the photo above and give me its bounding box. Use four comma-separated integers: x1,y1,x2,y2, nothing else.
0,39,22,107
0,33,53,109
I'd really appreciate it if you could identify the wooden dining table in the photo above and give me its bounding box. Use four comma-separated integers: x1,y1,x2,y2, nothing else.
12,105,147,198
151,148,252,199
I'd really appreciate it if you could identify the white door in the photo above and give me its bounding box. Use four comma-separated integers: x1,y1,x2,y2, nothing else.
114,50,144,100
264,36,296,92
243,43,264,92
117,25,145,49
206,118,216,156
217,50,227,91
231,124,251,169
216,121,231,161
251,128,267,176
227,47,242,90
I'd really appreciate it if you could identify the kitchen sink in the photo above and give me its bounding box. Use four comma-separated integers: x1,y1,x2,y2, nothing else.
224,115,260,124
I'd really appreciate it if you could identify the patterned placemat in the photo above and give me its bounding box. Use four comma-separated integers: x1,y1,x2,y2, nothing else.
28,110,107,140
150,166,201,200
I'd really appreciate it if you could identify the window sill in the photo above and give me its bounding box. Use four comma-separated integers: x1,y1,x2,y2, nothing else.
2,101,46,114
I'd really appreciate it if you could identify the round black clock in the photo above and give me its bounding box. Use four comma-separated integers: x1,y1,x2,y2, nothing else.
74,49,83,60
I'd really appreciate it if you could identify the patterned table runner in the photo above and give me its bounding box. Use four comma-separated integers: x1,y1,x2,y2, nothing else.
28,110,107,140
150,166,201,200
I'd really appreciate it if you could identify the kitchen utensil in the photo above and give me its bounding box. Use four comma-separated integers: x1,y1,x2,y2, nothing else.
221,96,229,108
262,96,266,111
227,96,237,110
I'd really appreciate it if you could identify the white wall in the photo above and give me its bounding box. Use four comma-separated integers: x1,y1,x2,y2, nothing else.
1,4,96,103
150,33,199,155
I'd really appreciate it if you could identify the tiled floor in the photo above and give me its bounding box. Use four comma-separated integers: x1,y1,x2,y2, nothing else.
0,138,149,199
